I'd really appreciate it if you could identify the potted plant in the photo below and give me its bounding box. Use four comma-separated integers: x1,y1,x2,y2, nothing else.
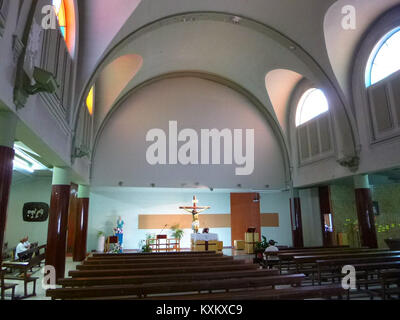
139,239,152,253
170,224,184,251
97,231,106,253
254,235,269,263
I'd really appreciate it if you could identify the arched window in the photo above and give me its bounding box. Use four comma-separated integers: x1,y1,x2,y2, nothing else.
366,27,400,87
295,88,329,127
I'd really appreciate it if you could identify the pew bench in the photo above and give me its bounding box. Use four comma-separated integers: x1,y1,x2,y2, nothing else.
83,255,234,265
58,269,280,287
1,267,18,300
47,273,306,300
76,259,245,270
316,255,400,286
69,263,259,278
2,248,46,299
91,251,218,258
82,284,347,301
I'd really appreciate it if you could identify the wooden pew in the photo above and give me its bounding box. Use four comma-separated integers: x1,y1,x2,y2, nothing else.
378,269,400,300
84,255,233,265
47,274,306,300
316,255,400,286
294,251,400,272
91,251,217,258
2,246,46,298
135,284,347,301
69,263,260,278
87,253,222,261
278,245,350,251
1,267,17,300
58,269,279,287
77,259,245,270
277,248,385,273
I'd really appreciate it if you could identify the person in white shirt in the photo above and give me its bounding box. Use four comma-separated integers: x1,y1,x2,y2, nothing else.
264,240,279,269
15,237,30,260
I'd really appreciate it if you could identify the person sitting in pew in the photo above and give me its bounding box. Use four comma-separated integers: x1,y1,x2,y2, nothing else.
264,240,279,269
15,237,31,261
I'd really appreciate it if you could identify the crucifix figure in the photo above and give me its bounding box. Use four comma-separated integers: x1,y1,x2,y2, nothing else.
179,196,211,233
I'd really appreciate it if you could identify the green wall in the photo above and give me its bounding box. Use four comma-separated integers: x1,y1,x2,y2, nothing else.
330,183,400,248
372,184,400,248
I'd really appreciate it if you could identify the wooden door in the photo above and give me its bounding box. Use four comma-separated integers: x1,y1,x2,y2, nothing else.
230,193,261,247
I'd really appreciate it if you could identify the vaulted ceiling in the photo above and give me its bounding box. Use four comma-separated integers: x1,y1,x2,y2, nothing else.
71,0,400,187
75,0,400,138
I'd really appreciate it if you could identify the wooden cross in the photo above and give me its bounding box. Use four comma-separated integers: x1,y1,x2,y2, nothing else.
179,196,210,233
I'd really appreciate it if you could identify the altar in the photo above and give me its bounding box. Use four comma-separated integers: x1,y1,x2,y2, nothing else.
190,233,222,252
191,233,219,242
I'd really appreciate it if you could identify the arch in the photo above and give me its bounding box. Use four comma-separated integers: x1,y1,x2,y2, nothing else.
92,75,288,189
91,71,292,186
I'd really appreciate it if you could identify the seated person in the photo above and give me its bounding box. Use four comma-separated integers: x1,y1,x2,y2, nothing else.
24,236,31,249
202,228,210,234
264,240,279,269
15,237,31,261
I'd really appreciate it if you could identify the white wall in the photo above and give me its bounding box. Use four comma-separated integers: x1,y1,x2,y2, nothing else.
87,188,232,251
92,77,287,190
300,188,323,247
87,188,296,251
260,191,293,247
4,176,52,249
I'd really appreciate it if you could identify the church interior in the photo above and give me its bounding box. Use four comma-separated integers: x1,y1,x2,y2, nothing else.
1,0,400,302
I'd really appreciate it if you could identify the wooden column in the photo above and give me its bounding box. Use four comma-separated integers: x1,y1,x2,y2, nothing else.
73,185,90,262
354,175,378,248
0,111,17,265
290,189,304,248
45,167,71,280
318,186,335,247
66,184,79,254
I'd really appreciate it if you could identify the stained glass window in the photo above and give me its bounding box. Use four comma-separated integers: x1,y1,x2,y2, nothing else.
53,0,67,41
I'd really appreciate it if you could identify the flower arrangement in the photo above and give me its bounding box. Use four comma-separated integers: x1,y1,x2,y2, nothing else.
113,227,123,235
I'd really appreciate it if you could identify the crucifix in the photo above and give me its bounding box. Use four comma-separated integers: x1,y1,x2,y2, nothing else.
179,196,210,233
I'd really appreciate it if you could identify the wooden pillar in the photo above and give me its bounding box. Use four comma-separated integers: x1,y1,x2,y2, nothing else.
45,167,71,280
318,186,335,247
354,175,378,248
290,189,304,248
0,111,17,266
73,185,90,262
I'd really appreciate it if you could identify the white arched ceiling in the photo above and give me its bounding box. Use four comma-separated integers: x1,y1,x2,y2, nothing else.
76,0,343,114
265,69,304,137
92,77,287,190
93,54,143,133
80,12,359,175
324,0,400,99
